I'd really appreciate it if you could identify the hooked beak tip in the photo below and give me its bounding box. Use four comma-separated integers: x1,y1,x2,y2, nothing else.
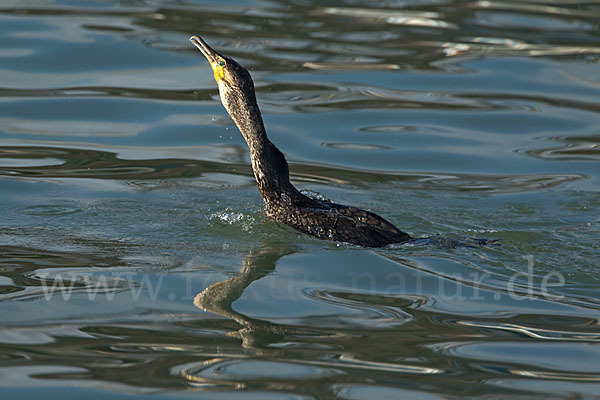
189,35,214,62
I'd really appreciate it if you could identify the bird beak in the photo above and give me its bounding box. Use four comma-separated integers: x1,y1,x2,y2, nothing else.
190,35,216,63
190,35,224,83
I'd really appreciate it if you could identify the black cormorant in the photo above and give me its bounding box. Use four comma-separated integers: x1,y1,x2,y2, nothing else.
190,35,411,247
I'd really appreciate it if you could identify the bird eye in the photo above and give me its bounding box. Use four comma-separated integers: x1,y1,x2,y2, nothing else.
219,60,225,67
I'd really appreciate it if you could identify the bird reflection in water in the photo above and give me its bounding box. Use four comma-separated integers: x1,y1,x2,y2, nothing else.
193,244,294,349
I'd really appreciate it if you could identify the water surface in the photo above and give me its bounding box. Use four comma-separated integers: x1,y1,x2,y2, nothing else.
1,0,599,399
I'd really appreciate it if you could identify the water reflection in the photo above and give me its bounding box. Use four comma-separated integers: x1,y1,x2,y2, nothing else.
193,244,294,349
0,145,245,180
525,134,600,161
0,86,201,100
1,0,600,398
1,239,599,394
458,321,600,341
0,145,585,192
187,243,441,388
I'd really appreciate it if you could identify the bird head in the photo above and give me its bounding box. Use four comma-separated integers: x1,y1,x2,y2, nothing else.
189,36,255,113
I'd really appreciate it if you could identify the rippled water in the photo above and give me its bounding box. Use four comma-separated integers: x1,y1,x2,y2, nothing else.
1,0,599,398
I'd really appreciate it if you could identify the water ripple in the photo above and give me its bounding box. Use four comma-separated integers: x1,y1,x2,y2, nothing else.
440,40,600,58
458,321,600,341
0,145,586,193
1,0,599,398
0,86,200,100
23,201,82,216
524,134,600,161
304,289,414,328
430,340,600,379
179,358,343,387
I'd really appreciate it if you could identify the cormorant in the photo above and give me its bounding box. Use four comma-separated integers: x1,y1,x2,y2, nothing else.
190,35,411,247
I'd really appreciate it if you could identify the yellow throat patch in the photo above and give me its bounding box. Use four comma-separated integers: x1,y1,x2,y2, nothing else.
212,63,224,82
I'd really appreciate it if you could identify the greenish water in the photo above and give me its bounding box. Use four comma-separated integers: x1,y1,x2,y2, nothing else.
1,0,599,398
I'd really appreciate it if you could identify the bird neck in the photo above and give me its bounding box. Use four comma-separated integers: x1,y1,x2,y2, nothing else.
223,88,298,205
